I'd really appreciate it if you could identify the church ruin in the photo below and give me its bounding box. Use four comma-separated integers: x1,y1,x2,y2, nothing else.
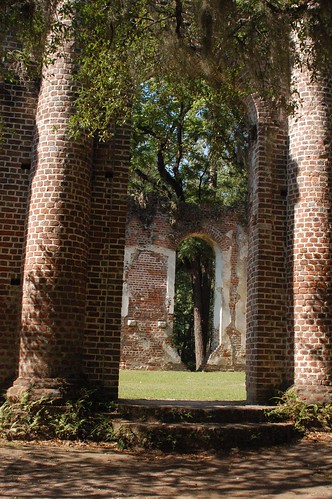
0,5,331,404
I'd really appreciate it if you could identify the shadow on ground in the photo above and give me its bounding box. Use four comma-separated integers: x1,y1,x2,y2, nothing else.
0,435,331,498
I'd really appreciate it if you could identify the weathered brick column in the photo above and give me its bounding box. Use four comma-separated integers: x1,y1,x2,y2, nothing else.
288,59,332,403
246,99,289,403
7,42,93,400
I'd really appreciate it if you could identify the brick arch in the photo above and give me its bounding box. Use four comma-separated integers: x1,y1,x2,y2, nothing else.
120,202,247,372
176,231,216,248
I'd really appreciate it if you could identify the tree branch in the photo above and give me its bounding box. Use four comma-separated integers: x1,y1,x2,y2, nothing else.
174,101,187,176
157,147,185,201
175,0,184,38
132,165,173,199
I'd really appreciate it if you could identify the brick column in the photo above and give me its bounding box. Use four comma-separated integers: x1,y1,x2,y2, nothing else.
246,99,289,403
7,44,93,400
288,62,332,403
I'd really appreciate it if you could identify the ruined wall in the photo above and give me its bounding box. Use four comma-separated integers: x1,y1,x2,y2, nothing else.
83,131,130,396
121,201,247,371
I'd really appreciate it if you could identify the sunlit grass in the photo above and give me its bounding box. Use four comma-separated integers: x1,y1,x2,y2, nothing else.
119,370,246,401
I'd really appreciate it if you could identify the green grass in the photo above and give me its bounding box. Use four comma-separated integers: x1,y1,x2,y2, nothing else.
119,370,246,401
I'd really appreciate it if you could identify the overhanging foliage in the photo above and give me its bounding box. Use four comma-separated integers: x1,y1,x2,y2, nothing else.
1,1,331,138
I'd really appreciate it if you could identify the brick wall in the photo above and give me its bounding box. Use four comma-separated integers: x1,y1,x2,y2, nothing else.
2,42,130,400
0,40,38,388
121,202,247,371
246,98,289,403
246,53,332,404
84,129,130,398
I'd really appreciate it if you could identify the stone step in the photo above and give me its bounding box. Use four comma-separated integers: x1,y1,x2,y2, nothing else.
117,399,276,424
111,399,299,453
112,419,298,453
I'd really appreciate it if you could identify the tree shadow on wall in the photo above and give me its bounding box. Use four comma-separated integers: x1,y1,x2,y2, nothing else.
18,240,85,384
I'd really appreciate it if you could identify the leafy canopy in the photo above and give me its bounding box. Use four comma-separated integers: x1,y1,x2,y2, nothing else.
2,1,330,208
1,0,331,138
130,75,248,205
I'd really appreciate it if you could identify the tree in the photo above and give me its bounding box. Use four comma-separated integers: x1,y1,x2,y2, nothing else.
64,0,332,139
130,76,248,207
173,259,195,369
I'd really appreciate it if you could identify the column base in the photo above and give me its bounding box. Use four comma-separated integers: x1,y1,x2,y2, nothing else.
6,376,81,402
294,384,332,405
6,376,118,403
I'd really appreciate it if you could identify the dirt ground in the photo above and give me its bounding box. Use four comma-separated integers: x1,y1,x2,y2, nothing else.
0,434,331,498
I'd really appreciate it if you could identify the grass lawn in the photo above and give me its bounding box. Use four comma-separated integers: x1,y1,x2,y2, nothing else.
118,370,246,401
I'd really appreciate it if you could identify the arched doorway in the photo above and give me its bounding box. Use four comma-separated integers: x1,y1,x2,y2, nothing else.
173,236,215,371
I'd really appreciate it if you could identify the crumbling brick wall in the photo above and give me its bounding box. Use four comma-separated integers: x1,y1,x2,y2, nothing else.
121,201,247,371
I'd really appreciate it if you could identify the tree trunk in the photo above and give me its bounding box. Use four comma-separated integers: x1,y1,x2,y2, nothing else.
191,259,206,371
201,265,212,355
